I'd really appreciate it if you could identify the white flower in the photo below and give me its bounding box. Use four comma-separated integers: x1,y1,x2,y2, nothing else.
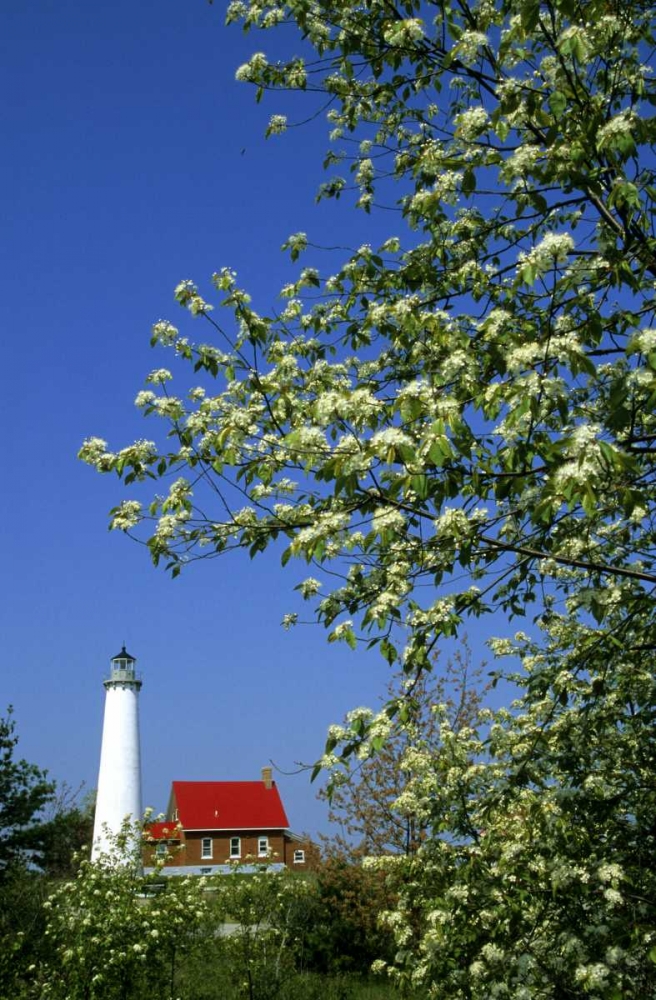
383,17,425,46
346,706,374,724
235,52,268,82
518,232,574,274
628,327,656,355
356,159,374,185
372,507,406,533
135,390,156,408
268,114,287,135
298,577,322,598
481,942,505,963
331,620,354,640
146,368,173,385
454,106,489,141
454,30,488,63
597,862,623,883
78,436,110,465
370,426,414,454
110,500,142,531
151,320,179,345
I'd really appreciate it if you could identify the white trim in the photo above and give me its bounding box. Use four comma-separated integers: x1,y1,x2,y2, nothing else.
229,836,241,859
201,837,213,859
184,826,289,833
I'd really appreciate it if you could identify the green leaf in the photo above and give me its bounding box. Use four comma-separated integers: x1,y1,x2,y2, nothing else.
462,168,476,196
548,91,567,118
520,0,540,31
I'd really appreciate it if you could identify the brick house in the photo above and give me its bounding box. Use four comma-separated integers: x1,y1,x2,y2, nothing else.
143,768,316,875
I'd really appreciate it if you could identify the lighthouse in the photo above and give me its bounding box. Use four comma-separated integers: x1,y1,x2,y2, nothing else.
92,646,143,862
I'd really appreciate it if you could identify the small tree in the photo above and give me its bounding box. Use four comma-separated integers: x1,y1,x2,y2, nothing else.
205,863,317,1000
0,708,54,881
320,638,487,857
303,856,396,976
38,785,95,878
0,867,52,1000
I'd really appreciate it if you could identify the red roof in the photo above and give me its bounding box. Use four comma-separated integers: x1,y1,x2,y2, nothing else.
170,780,290,831
146,821,182,841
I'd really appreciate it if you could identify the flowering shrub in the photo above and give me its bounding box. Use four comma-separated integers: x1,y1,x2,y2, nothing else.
32,823,208,1000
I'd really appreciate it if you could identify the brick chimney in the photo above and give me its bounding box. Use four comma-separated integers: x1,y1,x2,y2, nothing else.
261,766,273,789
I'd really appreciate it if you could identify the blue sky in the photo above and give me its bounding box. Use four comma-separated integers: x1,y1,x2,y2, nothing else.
1,0,511,837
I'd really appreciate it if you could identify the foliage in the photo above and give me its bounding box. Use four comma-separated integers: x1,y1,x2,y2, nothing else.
0,868,52,1000
31,823,209,1000
320,638,487,856
38,784,95,878
78,0,656,994
303,857,396,975
0,715,92,998
182,862,399,998
81,0,656,698
203,863,317,1000
15,825,398,1000
360,611,656,998
0,707,54,881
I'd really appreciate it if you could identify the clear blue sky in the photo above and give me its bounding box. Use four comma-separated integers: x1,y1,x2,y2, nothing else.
1,0,511,837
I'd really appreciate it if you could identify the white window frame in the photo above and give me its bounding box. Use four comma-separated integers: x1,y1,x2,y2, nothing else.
201,837,213,859
293,849,305,864
230,837,241,859
155,842,168,858
258,836,269,857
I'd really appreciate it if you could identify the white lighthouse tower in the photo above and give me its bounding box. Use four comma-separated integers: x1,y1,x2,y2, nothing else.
92,646,143,862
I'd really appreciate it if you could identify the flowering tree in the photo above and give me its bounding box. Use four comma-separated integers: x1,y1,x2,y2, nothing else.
79,0,656,993
363,609,656,998
81,0,656,701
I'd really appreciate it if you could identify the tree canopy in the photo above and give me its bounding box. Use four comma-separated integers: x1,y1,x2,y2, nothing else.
80,0,656,691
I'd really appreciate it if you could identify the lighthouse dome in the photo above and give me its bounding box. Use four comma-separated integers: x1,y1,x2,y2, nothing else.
111,645,136,663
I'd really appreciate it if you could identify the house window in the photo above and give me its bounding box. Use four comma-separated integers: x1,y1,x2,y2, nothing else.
156,842,168,858
293,850,305,864
201,837,213,859
258,836,269,857
230,837,241,858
